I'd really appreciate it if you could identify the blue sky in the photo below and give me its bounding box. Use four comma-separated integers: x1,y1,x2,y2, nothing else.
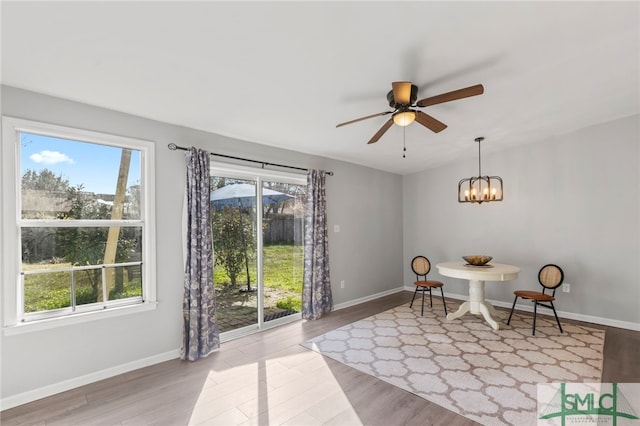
20,132,141,195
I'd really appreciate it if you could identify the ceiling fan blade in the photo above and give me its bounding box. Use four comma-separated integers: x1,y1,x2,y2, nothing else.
336,111,391,128
416,84,484,108
367,118,394,144
392,81,412,105
414,111,448,133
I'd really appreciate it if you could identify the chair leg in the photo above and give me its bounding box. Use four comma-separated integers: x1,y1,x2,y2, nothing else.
428,288,433,307
550,302,563,333
440,287,448,316
421,288,425,316
507,296,518,325
410,287,419,308
532,301,538,336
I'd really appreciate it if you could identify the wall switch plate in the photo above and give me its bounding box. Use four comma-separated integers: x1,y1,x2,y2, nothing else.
334,225,340,233
563,283,570,293
340,280,345,288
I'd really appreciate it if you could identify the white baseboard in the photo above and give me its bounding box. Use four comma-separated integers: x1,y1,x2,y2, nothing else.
333,286,406,311
0,349,181,411
403,285,640,331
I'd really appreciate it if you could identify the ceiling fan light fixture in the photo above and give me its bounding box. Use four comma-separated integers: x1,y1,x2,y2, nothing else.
393,110,416,127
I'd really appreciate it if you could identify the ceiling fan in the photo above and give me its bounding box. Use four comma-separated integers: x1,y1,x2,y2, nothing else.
336,82,484,144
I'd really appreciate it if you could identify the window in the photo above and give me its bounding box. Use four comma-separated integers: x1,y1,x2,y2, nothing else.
2,117,156,332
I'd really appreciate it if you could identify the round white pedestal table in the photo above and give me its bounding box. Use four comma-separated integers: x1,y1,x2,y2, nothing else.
436,261,520,330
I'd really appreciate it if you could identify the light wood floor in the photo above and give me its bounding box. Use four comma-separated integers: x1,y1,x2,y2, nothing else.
2,291,638,426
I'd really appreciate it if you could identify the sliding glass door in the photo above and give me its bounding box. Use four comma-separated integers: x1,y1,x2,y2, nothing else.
210,166,306,338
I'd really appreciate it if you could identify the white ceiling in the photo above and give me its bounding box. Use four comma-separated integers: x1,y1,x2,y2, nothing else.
2,1,639,175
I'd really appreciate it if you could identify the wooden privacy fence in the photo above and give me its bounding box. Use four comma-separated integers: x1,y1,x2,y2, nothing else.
263,214,304,244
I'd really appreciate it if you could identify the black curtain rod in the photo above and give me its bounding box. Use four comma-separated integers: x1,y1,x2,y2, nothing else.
167,143,333,176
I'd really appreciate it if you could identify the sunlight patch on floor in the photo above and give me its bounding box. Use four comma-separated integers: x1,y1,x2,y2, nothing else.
188,351,362,425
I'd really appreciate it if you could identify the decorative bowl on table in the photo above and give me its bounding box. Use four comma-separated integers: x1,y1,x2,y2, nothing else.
463,255,493,266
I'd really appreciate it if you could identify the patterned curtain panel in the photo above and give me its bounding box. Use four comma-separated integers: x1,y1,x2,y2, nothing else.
302,169,333,320
181,147,219,361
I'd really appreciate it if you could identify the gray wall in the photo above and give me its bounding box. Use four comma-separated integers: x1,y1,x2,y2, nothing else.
0,86,404,402
403,115,640,324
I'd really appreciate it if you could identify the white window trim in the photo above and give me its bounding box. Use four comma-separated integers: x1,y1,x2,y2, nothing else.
1,116,157,335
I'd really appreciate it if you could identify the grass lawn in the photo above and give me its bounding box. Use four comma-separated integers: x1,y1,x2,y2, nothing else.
213,243,303,292
22,263,142,313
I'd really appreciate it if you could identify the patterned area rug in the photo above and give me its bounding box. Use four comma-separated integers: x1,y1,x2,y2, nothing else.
302,301,605,426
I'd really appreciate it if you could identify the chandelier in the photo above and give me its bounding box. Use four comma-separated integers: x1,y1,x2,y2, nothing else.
458,137,503,204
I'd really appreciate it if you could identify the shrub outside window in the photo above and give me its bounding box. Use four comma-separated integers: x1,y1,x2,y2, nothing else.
2,117,156,329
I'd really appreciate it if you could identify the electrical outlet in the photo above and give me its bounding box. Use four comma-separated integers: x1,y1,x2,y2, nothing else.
340,280,345,289
563,283,570,293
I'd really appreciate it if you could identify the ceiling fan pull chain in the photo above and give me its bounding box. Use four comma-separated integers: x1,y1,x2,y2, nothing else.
403,126,407,158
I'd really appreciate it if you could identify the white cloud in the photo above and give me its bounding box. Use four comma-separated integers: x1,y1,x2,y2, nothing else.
30,150,74,165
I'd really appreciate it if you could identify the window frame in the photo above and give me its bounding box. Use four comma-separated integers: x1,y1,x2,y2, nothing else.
1,117,157,335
